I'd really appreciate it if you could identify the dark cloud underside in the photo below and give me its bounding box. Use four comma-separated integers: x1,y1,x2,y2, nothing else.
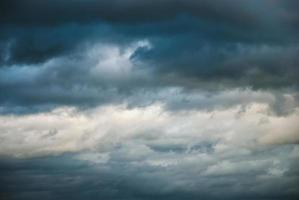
1,147,299,200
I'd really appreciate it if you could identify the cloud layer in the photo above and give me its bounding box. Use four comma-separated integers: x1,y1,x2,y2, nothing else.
1,104,299,199
1,1,299,200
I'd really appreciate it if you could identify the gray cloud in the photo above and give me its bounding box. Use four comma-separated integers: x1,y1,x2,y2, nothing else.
1,2,299,199
0,0,284,25
0,18,298,113
1,1,299,113
1,144,298,200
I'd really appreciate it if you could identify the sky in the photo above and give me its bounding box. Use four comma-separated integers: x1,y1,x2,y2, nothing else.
0,0,299,199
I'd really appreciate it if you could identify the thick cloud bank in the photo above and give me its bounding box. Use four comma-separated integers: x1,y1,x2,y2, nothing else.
0,1,299,200
1,104,299,199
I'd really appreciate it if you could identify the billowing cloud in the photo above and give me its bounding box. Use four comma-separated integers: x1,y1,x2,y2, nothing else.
0,103,298,157
1,39,299,113
1,104,299,199
1,1,299,199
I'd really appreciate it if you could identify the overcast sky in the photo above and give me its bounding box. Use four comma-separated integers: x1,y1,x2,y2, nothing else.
0,1,299,200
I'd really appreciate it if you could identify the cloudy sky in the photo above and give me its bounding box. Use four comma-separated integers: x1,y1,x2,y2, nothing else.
1,0,299,199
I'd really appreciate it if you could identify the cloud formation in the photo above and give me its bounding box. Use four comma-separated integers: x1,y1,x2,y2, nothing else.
1,2,299,89
1,1,299,199
1,105,299,199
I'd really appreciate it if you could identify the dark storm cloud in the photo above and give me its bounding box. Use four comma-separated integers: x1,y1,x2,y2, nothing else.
0,26,79,65
1,145,299,200
132,37,299,89
0,0,299,112
0,155,206,200
0,0,279,26
1,1,299,199
0,23,134,65
1,0,298,64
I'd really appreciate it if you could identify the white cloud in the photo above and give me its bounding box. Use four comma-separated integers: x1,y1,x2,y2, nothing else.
88,40,151,80
1,98,298,158
0,98,298,196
